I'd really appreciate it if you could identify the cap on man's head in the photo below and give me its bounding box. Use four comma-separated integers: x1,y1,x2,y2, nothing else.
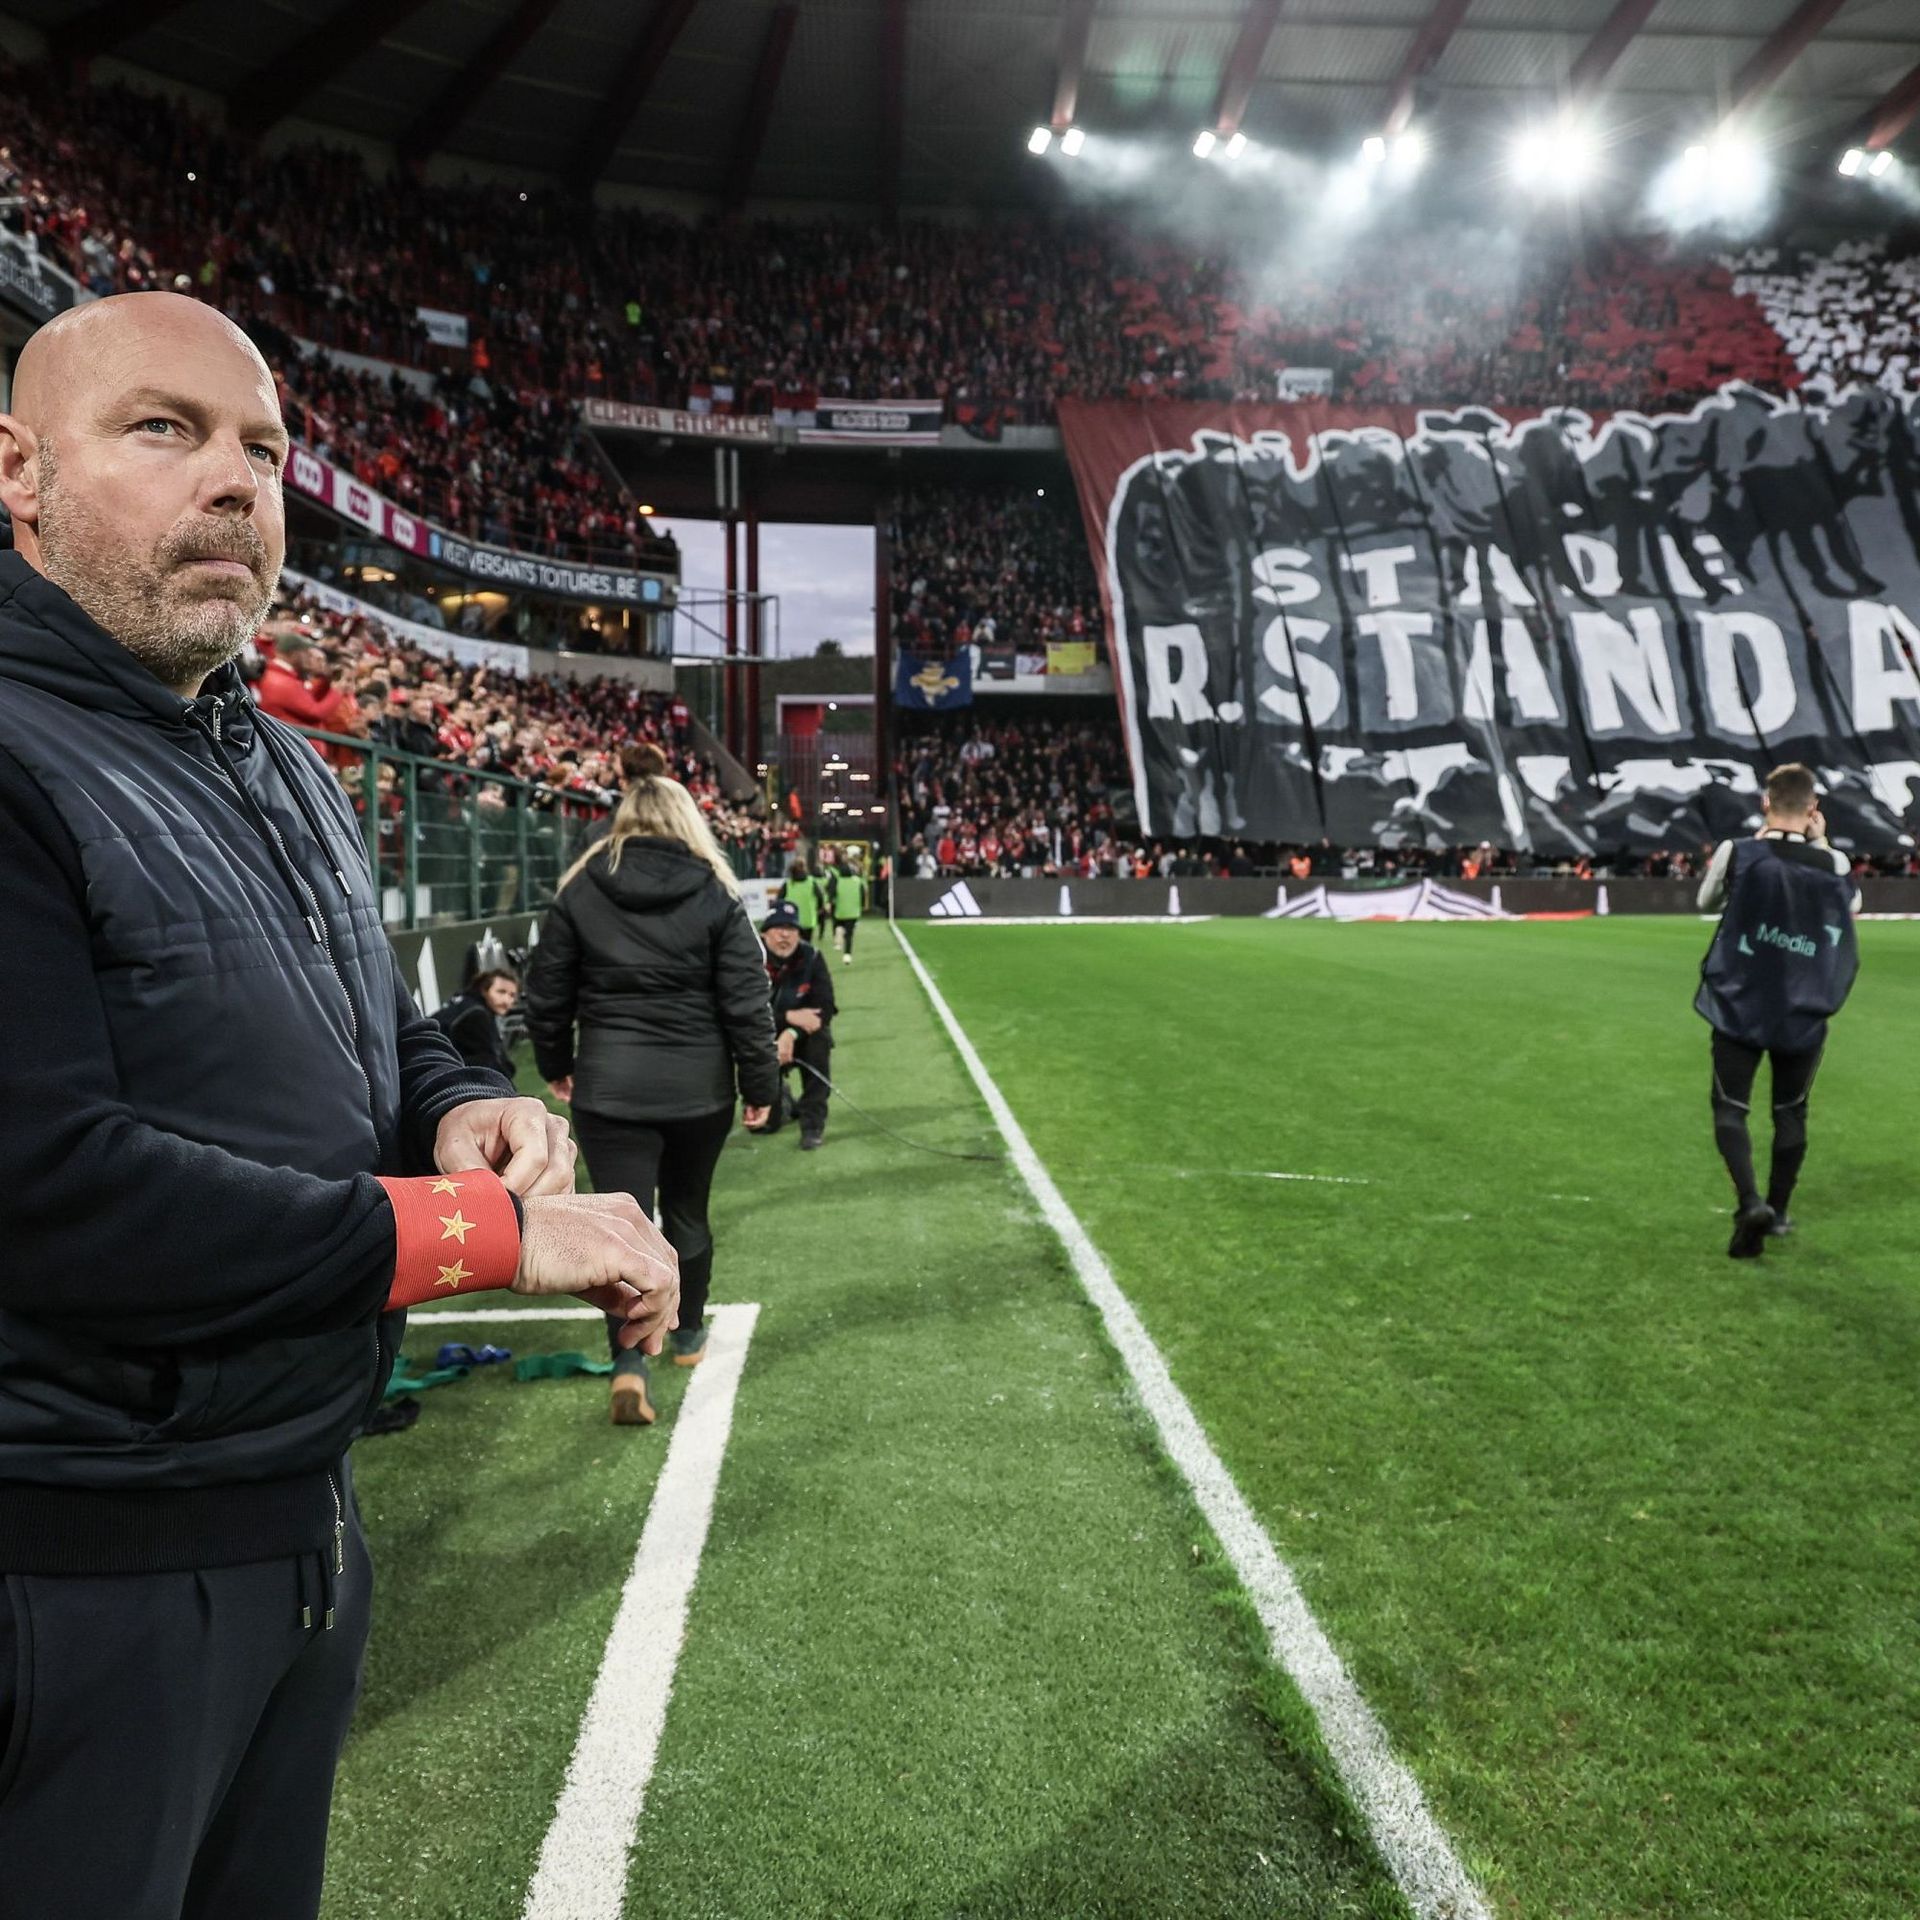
763,900,802,935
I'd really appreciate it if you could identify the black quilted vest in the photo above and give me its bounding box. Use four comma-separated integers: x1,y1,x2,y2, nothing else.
0,553,407,1498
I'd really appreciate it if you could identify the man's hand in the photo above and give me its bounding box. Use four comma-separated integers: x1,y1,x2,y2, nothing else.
787,1009,823,1035
776,1030,796,1067
435,1096,578,1198
742,1104,771,1129
547,1077,574,1104
516,1193,679,1354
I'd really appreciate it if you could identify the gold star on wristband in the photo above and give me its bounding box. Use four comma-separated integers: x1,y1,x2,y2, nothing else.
438,1210,476,1244
435,1260,472,1291
430,1177,464,1196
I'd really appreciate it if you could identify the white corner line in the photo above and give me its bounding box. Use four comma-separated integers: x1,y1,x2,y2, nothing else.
520,1301,762,1920
892,925,1489,1920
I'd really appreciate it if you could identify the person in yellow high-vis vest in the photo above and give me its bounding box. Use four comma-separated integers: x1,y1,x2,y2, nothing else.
779,859,825,944
828,858,869,962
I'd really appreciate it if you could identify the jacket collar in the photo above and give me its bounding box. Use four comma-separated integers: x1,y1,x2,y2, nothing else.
0,549,259,748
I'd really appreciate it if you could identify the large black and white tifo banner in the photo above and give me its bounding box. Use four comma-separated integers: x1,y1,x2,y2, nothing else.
1059,391,1920,855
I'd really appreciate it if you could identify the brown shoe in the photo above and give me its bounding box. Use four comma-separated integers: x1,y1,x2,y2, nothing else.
610,1368,656,1425
669,1326,709,1368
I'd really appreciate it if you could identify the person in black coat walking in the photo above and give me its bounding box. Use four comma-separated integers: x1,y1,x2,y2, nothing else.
758,898,837,1149
525,745,780,1422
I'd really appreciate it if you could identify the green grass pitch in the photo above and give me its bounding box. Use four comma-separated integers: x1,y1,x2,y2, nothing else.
325,917,1920,1919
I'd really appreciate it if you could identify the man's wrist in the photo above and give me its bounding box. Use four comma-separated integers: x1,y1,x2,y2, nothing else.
378,1168,522,1310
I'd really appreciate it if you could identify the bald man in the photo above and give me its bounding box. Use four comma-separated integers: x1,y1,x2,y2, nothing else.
0,294,679,1916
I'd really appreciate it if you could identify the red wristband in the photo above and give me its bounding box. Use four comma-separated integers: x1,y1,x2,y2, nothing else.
377,1169,521,1310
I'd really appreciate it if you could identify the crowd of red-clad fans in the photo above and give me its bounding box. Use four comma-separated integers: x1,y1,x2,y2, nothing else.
0,57,1825,474
250,584,788,880
0,68,672,570
888,486,1105,676
253,314,676,570
892,714,1539,879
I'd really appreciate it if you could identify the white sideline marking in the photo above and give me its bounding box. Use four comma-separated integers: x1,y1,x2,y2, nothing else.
407,1301,741,1324
408,1304,606,1322
915,913,1218,926
520,1302,761,1920
893,926,1490,1920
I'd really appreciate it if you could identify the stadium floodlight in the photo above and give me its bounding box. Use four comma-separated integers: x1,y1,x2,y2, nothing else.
1224,131,1248,159
1061,126,1086,157
1360,134,1387,166
1512,118,1597,191
1683,143,1707,168
1028,126,1053,156
1193,129,1217,159
1869,149,1895,178
1390,127,1427,174
1838,147,1866,176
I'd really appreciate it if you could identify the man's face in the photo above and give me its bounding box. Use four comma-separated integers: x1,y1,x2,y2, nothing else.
2,300,288,695
410,694,436,727
765,926,800,959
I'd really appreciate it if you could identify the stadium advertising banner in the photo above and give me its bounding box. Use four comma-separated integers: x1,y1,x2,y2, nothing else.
286,444,672,608
582,398,777,445
1059,390,1920,855
430,532,670,609
795,401,944,445
0,232,85,326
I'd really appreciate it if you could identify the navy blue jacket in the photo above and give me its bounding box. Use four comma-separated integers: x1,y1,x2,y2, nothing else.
0,553,513,1573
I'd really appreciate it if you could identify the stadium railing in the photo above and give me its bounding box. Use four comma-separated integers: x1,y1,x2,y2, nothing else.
298,731,608,932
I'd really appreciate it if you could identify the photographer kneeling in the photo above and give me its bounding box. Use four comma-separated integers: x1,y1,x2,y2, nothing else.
755,899,836,1151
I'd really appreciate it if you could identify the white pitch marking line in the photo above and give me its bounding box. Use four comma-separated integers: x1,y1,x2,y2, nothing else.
520,1301,761,1920
406,1302,749,1324
407,1304,608,1322
893,926,1490,1920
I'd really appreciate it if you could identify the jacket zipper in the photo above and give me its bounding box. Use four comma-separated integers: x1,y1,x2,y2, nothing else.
193,697,374,1115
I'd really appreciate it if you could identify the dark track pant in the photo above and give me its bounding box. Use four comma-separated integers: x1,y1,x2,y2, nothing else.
785,1030,832,1134
0,1505,371,1920
1711,1030,1824,1214
835,917,858,954
574,1105,734,1353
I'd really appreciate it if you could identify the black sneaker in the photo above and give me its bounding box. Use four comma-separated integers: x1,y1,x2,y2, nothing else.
1766,1213,1796,1238
800,1127,824,1151
1728,1198,1776,1259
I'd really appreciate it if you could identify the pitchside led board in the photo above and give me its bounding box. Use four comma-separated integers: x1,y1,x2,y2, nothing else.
1059,387,1920,857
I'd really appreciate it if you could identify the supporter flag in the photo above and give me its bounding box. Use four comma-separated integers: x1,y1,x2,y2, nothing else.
1059,388,1920,857
1047,640,1098,677
956,404,1004,444
894,651,973,710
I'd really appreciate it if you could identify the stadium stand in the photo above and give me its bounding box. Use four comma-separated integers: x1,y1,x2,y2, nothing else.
0,60,1806,437
888,484,1105,676
1729,236,1920,395
258,583,785,873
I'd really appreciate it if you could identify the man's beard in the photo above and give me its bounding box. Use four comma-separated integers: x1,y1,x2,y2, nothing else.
36,442,276,693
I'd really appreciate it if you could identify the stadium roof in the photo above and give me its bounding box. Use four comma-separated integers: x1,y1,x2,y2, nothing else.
15,0,1920,210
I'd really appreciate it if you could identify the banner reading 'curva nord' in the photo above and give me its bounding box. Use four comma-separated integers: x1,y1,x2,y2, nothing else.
1059,391,1920,856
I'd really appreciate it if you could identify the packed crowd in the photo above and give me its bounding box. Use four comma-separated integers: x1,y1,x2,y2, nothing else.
250,583,785,872
0,68,671,569
1728,236,1920,397
255,316,677,570
888,486,1104,675
0,59,1826,467
894,714,1133,874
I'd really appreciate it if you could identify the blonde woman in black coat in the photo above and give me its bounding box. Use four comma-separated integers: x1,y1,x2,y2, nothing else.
525,746,779,1424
